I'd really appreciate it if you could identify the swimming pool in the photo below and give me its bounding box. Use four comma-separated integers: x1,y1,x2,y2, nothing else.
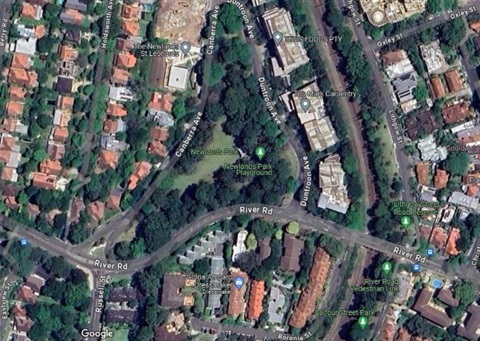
432,278,443,289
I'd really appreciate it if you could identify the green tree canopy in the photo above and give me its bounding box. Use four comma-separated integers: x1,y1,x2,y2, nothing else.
286,221,300,235
218,3,243,34
444,151,469,176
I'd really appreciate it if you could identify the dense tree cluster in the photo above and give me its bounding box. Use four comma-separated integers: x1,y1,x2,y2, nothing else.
28,269,90,340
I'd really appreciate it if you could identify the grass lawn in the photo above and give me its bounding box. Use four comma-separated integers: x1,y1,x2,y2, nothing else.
376,123,397,184
280,143,299,178
111,327,129,341
109,274,132,284
91,246,105,257
118,221,138,243
172,122,238,191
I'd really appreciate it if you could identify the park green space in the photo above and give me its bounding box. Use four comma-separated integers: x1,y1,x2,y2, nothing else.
111,327,129,341
280,143,299,178
376,123,398,189
172,122,239,191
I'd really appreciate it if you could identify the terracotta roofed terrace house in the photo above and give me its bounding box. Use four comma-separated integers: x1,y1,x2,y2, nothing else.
470,21,480,32
57,95,74,110
9,87,27,101
106,188,123,210
107,102,128,117
47,141,65,161
98,150,120,170
149,92,175,112
150,126,169,141
31,172,57,190
88,201,105,221
289,247,331,329
416,162,430,186
6,101,24,117
7,68,38,87
246,280,265,320
434,169,449,189
111,68,131,85
444,69,464,93
148,141,168,157
116,52,137,69
11,53,32,69
52,127,69,143
103,119,119,134
442,101,473,125
21,3,43,20
60,45,79,61
121,4,140,20
122,20,139,36
39,159,62,176
127,161,152,190
228,270,248,316
430,76,446,98
446,228,460,256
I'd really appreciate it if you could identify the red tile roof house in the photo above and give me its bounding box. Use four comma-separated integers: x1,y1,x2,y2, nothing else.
87,201,105,221
70,197,85,224
106,188,123,210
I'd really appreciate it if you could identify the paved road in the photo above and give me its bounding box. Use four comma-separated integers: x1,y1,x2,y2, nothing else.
0,0,12,63
191,317,279,340
0,271,17,341
86,271,105,341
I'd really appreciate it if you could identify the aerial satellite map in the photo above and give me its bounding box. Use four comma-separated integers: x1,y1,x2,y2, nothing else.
2,0,480,340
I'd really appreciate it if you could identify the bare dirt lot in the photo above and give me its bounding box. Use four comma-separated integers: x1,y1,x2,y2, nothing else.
155,0,207,45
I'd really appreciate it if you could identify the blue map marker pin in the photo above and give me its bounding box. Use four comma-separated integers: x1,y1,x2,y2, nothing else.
233,276,244,290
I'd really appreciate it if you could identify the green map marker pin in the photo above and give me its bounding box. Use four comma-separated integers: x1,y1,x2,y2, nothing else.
358,316,368,330
382,261,392,275
255,146,266,160
401,216,411,228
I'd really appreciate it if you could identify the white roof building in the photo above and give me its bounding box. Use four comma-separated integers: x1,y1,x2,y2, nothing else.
292,82,326,124
262,7,309,76
17,24,35,38
317,154,350,214
109,86,134,102
420,40,448,74
167,66,189,90
449,192,480,212
14,38,37,56
385,56,415,79
267,287,286,324
304,118,338,152
232,230,248,262
417,135,448,162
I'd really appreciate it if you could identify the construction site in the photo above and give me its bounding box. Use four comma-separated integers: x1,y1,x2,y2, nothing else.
155,0,207,46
